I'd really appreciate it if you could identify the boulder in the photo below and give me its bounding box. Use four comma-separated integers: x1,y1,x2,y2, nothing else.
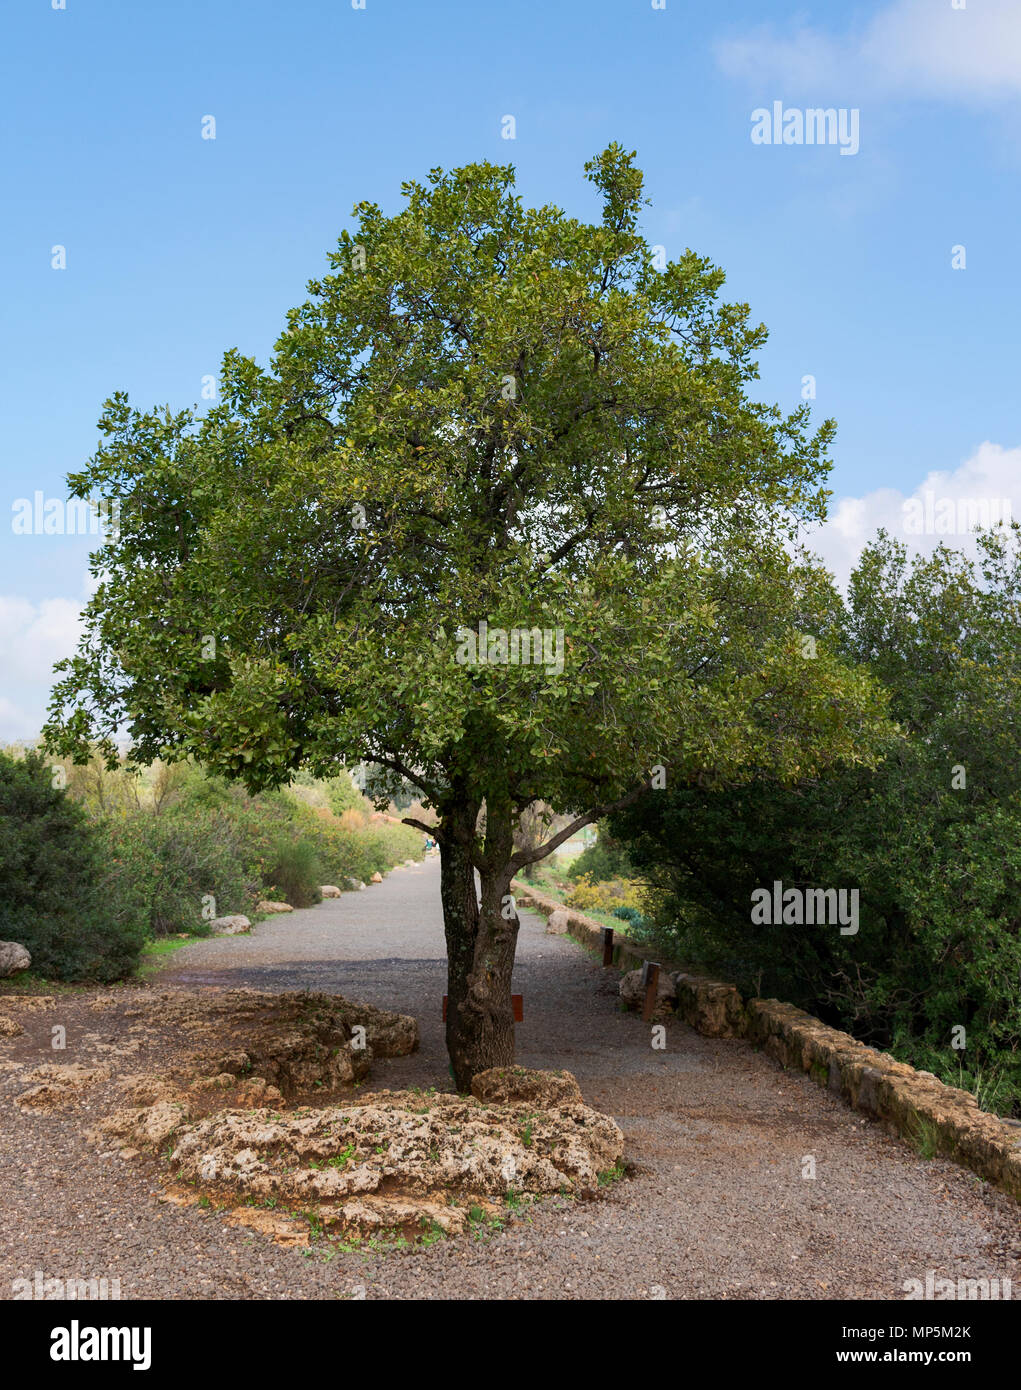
0,942,31,978
347,878,366,892
619,967,677,1018
210,915,251,936
471,1066,583,1107
320,885,342,898
256,900,293,914
369,872,384,884
546,908,570,936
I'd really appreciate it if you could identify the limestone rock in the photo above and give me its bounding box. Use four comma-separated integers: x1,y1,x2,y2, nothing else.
0,1015,23,1038
210,915,251,936
370,872,383,884
162,1088,624,1237
332,998,419,1057
347,878,366,892
320,885,342,898
619,967,676,1018
17,1063,111,1111
256,900,293,914
471,1066,583,1107
546,908,570,935
0,942,31,978
0,994,53,1010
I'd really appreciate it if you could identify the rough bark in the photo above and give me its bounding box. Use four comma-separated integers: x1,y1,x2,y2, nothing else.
440,794,520,1093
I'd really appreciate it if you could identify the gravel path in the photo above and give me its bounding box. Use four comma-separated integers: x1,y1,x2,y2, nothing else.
2,857,1018,1301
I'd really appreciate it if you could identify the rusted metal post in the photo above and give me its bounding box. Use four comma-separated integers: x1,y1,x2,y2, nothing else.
641,961,660,1023
602,926,614,967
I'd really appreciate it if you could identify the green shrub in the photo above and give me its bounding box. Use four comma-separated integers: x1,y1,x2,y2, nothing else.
107,812,257,936
263,836,323,908
567,827,633,883
566,874,644,914
0,751,148,981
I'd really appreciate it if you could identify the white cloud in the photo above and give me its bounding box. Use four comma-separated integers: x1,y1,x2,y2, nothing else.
807,441,1020,590
716,0,1021,104
0,595,83,742
864,0,1021,101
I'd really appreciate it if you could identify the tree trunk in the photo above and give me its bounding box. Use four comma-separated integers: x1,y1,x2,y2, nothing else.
440,797,519,1093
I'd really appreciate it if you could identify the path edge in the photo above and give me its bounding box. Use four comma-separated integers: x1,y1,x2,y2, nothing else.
511,879,1021,1204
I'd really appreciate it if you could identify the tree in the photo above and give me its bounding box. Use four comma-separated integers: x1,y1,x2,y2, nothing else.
612,527,1021,1113
44,146,889,1089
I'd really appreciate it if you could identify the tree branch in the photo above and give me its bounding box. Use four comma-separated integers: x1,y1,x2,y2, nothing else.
508,777,653,870
402,816,442,842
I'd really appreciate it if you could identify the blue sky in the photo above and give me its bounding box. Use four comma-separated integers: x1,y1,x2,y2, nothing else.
3,0,1019,738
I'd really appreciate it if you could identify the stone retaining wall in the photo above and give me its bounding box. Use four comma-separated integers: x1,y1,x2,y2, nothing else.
511,879,1021,1202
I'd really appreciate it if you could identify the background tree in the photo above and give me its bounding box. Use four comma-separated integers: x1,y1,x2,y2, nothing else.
613,527,1021,1114
45,146,889,1089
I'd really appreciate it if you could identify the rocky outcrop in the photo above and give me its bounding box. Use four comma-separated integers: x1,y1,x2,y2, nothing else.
139,1079,622,1239
210,915,251,936
0,942,31,977
17,1063,112,1111
471,1066,583,1107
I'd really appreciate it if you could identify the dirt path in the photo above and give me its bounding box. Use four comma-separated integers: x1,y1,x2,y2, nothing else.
2,858,1018,1300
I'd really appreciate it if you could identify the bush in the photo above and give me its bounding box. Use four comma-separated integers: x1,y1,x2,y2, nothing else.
567,827,633,883
612,904,646,928
0,751,148,981
566,874,644,914
611,531,1021,1116
263,836,323,908
107,812,257,937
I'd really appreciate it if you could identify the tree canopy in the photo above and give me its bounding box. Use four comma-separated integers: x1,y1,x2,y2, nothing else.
45,145,890,1085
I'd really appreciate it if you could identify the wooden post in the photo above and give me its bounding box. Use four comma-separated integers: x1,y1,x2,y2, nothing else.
641,961,661,1023
602,926,614,967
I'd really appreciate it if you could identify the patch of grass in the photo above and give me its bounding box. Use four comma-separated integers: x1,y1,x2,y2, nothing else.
418,1218,446,1247
597,1161,627,1187
137,936,202,976
0,972,94,996
907,1112,940,1160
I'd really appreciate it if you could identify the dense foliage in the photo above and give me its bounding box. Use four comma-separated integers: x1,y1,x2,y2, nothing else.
0,752,421,982
41,145,889,1085
613,529,1021,1114
0,751,148,980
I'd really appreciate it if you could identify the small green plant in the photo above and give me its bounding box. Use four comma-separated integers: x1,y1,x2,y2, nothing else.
327,1145,356,1169
597,1161,627,1187
907,1113,940,1160
418,1218,446,1247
